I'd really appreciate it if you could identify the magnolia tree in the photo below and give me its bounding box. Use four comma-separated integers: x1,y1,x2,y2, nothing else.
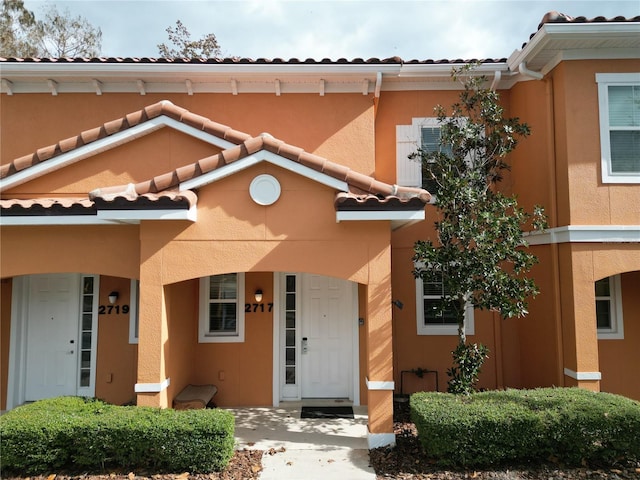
412,65,547,395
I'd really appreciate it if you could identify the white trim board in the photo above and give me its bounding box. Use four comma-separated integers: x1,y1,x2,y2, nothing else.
180,150,348,192
1,207,197,226
524,226,640,245
365,378,395,390
563,368,601,381
368,431,396,449
134,377,171,393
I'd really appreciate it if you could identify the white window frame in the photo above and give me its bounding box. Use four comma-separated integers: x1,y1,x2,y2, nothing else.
415,269,475,336
596,274,624,340
596,73,640,184
396,117,440,189
199,273,245,343
129,279,139,344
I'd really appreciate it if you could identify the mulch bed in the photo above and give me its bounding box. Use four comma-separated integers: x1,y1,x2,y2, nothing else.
369,398,640,479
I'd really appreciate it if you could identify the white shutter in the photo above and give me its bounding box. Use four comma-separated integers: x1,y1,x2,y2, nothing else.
396,124,421,187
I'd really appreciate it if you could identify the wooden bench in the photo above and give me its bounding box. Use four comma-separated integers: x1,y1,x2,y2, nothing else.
173,384,218,410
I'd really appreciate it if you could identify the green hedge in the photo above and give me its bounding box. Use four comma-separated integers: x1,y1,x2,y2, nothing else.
410,388,640,468
0,396,235,475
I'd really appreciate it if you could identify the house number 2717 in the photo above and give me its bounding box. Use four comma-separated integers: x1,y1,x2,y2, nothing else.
245,303,274,313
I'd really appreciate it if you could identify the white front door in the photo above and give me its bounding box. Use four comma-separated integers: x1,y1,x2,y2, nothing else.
25,274,81,401
300,274,354,399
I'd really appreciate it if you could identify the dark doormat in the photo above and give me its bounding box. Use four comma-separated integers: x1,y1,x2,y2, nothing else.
300,406,354,419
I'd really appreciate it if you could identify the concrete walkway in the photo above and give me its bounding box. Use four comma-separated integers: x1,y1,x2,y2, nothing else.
229,402,376,480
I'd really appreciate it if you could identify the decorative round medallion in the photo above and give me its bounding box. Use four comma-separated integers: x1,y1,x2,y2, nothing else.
249,174,281,206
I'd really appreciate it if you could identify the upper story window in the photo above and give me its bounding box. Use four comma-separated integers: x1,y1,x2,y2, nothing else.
415,267,475,336
199,273,245,343
397,118,441,195
397,117,457,196
595,275,624,340
596,73,640,183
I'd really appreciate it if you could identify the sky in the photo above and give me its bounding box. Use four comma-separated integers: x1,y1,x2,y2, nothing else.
21,0,640,61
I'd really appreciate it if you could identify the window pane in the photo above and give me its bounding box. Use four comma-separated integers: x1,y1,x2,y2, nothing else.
286,293,295,311
80,370,90,387
286,311,296,329
81,351,91,369
285,367,296,385
423,299,457,325
421,127,440,151
83,276,94,294
596,300,611,329
82,295,93,312
610,131,640,173
423,280,443,296
286,275,296,292
609,86,640,127
285,330,295,347
81,332,92,349
595,278,610,297
208,303,237,333
82,314,92,331
209,274,237,300
286,347,295,365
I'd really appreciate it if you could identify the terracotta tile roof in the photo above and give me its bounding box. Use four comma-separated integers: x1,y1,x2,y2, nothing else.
0,197,95,215
0,100,250,180
538,11,640,29
526,11,640,43
0,191,196,216
87,130,430,206
0,56,507,64
3,101,428,216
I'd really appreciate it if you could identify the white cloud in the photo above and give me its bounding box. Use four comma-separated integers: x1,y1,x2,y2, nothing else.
21,0,640,59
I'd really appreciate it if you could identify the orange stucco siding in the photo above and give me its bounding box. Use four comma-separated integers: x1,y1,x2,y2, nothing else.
549,61,640,226
95,275,138,405
7,129,221,198
1,47,639,435
599,271,640,400
1,93,376,178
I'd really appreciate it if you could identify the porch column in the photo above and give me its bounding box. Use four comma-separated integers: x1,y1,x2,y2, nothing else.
560,246,601,391
365,243,395,448
135,230,171,407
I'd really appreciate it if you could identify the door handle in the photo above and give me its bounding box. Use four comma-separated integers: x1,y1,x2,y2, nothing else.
302,337,308,354
67,350,74,355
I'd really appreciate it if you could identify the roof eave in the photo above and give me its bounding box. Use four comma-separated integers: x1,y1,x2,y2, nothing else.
507,21,640,75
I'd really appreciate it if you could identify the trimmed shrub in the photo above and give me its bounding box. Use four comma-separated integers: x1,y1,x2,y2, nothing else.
410,388,640,468
0,396,235,475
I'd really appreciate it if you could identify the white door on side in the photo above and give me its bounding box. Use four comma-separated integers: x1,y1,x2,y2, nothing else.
25,274,80,401
300,274,353,399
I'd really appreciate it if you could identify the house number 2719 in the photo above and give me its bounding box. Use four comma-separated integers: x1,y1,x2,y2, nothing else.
245,303,274,313
98,305,130,314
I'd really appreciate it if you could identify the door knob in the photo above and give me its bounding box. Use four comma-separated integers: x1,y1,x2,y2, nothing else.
67,350,74,355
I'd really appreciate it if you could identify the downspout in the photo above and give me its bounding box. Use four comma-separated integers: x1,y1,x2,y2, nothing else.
490,70,502,91
373,71,382,118
519,62,544,80
545,75,565,388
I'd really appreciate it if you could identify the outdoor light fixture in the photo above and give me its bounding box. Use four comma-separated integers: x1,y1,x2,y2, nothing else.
254,289,263,303
108,291,119,304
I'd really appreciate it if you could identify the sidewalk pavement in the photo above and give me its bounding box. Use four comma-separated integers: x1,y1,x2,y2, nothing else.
229,404,376,480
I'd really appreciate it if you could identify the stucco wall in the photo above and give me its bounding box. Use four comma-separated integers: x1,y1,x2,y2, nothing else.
599,271,640,400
